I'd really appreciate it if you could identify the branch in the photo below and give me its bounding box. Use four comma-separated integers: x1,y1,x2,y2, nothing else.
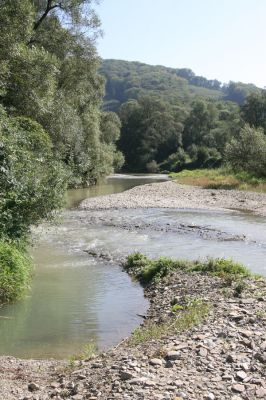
33,1,62,31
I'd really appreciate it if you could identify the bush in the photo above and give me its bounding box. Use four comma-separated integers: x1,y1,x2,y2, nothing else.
0,242,32,303
225,124,266,177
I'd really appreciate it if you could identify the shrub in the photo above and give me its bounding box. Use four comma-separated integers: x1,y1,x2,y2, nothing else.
0,241,32,303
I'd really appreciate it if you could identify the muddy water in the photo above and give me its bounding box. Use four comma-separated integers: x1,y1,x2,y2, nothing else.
0,175,265,359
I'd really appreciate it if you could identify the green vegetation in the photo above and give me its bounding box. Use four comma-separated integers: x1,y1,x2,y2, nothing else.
101,59,260,112
69,341,97,365
170,168,266,192
0,242,32,303
100,60,266,180
124,253,251,285
0,1,124,303
129,298,210,345
126,253,251,345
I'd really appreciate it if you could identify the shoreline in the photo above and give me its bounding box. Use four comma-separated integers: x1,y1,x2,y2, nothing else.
80,180,266,216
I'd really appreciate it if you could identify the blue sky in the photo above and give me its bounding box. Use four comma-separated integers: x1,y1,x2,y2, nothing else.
95,0,266,87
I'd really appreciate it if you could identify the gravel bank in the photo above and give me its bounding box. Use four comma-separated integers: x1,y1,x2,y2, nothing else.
80,181,266,216
2,270,265,399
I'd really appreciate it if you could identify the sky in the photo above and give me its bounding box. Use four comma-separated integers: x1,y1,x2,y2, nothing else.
94,0,266,88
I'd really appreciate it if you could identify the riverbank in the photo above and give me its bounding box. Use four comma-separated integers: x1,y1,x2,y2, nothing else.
1,259,266,399
80,180,266,216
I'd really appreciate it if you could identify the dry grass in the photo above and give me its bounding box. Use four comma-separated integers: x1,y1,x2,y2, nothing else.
170,169,266,192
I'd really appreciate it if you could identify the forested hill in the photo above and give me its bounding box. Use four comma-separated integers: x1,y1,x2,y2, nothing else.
100,59,260,111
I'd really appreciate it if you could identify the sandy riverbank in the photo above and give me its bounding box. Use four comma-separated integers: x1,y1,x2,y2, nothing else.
80,181,266,216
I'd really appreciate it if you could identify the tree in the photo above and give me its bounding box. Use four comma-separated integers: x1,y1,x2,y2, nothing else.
118,97,183,171
182,100,217,149
241,90,266,133
0,106,67,241
225,124,266,177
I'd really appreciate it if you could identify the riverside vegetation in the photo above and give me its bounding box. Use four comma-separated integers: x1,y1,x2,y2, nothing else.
0,0,123,303
1,1,266,304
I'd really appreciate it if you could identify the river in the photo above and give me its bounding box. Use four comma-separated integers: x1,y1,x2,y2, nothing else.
0,174,265,359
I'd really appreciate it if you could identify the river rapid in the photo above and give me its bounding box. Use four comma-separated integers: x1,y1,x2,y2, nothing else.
0,174,265,359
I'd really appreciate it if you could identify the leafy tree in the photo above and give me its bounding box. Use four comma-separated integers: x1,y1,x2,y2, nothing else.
241,90,266,133
118,97,183,171
225,124,266,177
0,105,67,241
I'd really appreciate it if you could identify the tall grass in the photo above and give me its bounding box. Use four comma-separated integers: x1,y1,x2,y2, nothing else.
170,168,266,192
0,242,32,303
124,253,251,284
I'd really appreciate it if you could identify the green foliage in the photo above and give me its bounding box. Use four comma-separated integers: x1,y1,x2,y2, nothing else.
170,168,266,192
189,258,251,278
118,96,183,171
0,0,121,187
0,242,32,303
124,253,251,285
129,299,210,346
0,106,67,241
226,124,266,177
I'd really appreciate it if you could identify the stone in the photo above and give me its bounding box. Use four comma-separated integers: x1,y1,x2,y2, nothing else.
198,347,208,357
28,383,40,392
166,351,180,360
144,380,156,387
226,354,238,363
149,358,163,366
236,371,247,381
205,393,215,400
120,371,135,381
232,384,245,393
256,388,266,398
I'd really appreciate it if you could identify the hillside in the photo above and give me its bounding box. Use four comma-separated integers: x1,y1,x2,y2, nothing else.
100,59,260,112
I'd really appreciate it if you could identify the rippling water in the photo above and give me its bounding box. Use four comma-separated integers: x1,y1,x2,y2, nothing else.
0,175,265,359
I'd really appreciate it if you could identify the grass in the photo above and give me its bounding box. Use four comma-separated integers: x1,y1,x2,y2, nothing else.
125,253,253,345
169,168,266,192
69,341,97,365
124,253,251,285
0,241,32,303
128,298,210,346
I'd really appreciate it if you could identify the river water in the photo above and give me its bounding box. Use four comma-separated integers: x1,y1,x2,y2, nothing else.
0,175,265,359
0,175,167,359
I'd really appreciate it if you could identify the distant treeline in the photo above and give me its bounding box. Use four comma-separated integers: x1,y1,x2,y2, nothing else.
100,59,260,112
99,59,266,178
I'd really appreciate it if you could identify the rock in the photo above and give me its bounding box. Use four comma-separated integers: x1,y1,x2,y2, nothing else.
254,352,266,363
232,384,245,393
149,358,163,366
120,371,135,381
226,354,238,363
28,383,40,392
198,347,208,357
165,360,174,368
236,371,247,381
144,380,156,387
256,388,266,398
128,377,146,385
166,351,180,360
205,393,215,400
